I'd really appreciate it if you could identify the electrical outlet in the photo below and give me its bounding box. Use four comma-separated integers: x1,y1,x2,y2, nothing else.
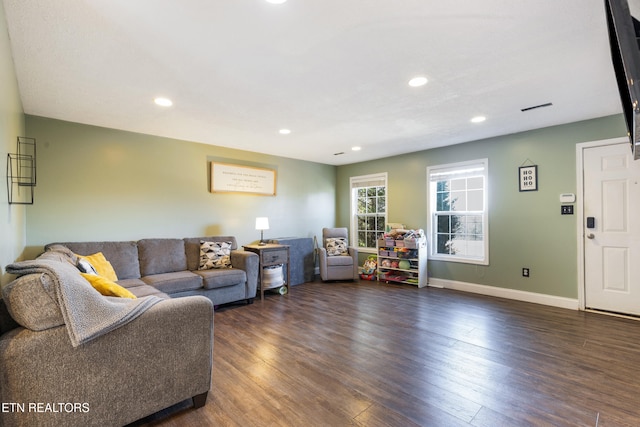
522,268,530,277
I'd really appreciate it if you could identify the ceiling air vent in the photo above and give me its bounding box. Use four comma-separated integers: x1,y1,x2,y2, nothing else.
521,102,553,112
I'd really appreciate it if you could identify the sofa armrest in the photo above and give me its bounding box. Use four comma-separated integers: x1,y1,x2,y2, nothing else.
230,250,259,299
317,247,328,278
0,296,213,427
348,247,359,279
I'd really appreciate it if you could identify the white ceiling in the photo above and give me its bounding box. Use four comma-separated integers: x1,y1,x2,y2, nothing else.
1,0,629,165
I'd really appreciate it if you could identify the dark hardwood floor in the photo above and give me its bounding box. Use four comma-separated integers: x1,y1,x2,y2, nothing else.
134,280,640,427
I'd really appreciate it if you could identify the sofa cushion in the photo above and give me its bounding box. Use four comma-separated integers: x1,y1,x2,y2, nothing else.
199,241,232,269
138,239,187,276
117,278,170,298
141,271,202,294
117,278,171,298
326,255,354,266
1,273,64,331
46,241,141,280
193,268,246,290
184,236,238,271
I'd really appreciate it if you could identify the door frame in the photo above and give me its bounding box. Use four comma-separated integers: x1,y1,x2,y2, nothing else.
576,137,628,311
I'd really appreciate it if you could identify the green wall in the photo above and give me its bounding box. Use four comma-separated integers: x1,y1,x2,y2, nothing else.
337,115,626,299
0,1,26,286
0,0,628,301
23,116,336,259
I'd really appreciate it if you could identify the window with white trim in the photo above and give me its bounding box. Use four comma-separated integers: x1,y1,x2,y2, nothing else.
427,159,488,265
350,173,387,252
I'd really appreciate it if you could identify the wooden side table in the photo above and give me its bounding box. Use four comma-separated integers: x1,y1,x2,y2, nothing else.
243,244,291,300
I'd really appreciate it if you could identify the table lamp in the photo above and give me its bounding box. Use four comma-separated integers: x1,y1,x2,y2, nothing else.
255,217,269,246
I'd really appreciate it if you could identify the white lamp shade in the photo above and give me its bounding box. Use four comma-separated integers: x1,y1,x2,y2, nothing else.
255,217,270,230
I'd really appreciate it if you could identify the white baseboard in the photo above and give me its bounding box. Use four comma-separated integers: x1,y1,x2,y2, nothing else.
428,278,579,310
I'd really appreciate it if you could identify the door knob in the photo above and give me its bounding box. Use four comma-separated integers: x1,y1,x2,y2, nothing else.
587,233,595,239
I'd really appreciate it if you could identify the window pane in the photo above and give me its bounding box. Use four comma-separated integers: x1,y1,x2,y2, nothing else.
379,196,386,212
437,191,449,211
376,216,386,234
450,178,466,191
467,189,483,211
367,187,376,197
357,197,366,214
444,215,485,258
357,216,366,230
467,176,483,189
452,215,465,234
437,234,452,254
468,215,482,234
358,231,366,247
367,197,377,213
437,215,450,233
450,191,466,210
450,236,468,256
366,216,376,231
466,238,484,257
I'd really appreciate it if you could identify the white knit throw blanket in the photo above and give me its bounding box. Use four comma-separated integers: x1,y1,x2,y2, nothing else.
6,258,161,347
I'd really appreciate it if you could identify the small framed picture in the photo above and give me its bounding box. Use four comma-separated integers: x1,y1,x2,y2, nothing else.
519,165,538,191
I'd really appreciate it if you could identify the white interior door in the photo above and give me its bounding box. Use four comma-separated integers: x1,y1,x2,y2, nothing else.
583,142,640,315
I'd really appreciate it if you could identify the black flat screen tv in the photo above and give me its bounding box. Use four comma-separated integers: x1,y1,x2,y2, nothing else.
605,0,640,159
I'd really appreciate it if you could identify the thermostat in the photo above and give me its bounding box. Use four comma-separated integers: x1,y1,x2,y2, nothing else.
559,193,576,203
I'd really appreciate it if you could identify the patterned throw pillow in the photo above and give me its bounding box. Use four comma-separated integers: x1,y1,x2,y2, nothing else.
325,237,348,256
199,241,232,269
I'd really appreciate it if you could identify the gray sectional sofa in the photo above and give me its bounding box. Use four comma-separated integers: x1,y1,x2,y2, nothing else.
45,235,259,305
0,235,258,426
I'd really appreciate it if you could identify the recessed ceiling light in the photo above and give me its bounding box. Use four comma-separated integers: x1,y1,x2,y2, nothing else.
279,129,291,135
352,146,362,151
154,97,173,107
266,0,287,4
408,76,428,87
471,116,486,123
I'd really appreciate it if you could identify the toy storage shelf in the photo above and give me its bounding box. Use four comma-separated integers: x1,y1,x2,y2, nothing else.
376,236,427,288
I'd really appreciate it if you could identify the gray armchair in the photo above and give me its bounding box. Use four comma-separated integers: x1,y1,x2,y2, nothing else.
318,227,359,281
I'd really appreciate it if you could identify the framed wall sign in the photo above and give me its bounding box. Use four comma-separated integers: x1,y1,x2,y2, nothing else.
211,162,276,196
519,165,538,191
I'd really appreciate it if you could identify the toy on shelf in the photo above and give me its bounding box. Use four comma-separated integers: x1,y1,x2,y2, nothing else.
360,255,377,281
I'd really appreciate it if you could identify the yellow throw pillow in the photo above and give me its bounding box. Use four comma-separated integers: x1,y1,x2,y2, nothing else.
77,252,118,281
80,273,136,299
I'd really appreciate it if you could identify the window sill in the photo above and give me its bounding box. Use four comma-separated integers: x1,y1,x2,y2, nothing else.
430,255,489,266
358,247,377,254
